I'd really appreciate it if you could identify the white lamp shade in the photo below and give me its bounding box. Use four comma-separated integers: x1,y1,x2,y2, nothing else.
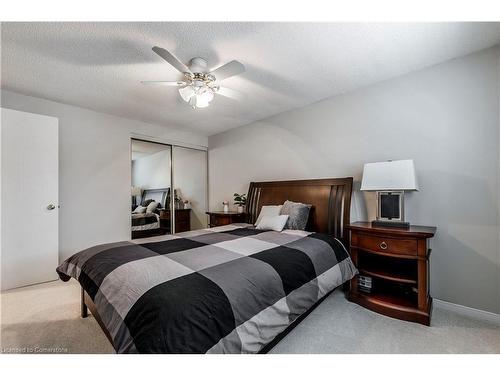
131,186,142,196
360,159,419,191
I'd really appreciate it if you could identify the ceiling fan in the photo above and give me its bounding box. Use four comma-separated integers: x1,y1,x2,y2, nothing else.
142,46,246,109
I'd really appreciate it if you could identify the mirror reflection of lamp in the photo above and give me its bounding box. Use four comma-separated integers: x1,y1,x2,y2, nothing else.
131,186,142,207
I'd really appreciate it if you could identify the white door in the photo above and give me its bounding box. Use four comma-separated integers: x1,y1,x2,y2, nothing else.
1,108,59,290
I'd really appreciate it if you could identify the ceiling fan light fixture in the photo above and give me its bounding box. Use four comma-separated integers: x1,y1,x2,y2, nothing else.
179,85,195,102
180,85,215,109
146,47,244,109
188,95,197,109
199,87,215,103
195,98,210,108
195,92,211,109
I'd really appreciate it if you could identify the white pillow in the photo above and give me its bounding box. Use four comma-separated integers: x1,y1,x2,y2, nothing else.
146,201,160,213
255,205,283,226
133,205,146,214
256,215,289,232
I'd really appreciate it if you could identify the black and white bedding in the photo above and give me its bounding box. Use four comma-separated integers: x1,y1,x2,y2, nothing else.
56,223,357,353
131,212,159,231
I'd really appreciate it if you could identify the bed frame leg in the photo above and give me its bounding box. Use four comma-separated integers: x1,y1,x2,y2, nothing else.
342,280,350,293
81,288,88,318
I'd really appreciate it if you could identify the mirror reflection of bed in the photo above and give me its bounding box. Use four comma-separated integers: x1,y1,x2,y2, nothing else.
131,139,207,239
131,188,169,238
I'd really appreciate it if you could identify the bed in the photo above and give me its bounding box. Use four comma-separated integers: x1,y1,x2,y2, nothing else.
131,188,169,239
57,177,356,353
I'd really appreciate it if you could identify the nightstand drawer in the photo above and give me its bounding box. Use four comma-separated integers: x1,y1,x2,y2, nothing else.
352,233,418,256
213,216,231,226
159,210,169,220
206,212,247,228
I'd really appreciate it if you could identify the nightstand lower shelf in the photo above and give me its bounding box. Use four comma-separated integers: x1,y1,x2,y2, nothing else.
349,290,432,325
358,268,417,285
357,251,418,285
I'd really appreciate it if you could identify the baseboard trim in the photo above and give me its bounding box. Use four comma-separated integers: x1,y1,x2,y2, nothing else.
433,298,500,325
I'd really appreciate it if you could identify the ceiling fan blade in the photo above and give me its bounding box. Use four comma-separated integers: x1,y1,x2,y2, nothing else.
211,60,245,81
216,87,244,101
141,81,186,86
152,46,191,74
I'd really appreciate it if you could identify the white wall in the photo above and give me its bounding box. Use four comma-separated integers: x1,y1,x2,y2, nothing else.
209,47,500,314
132,149,171,191
1,89,207,262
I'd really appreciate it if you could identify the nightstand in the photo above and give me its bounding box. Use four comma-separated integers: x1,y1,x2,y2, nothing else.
159,209,191,233
347,222,436,325
206,211,247,228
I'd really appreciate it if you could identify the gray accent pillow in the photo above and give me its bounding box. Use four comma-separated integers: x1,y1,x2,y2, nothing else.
280,200,312,230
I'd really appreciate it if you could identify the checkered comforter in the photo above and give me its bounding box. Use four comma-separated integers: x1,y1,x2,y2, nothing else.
56,223,357,354
131,212,158,227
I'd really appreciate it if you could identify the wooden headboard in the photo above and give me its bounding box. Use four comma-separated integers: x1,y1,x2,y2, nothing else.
140,188,169,208
246,178,353,244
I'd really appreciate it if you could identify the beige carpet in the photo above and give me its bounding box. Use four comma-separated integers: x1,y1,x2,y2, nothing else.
1,279,498,354
1,279,114,354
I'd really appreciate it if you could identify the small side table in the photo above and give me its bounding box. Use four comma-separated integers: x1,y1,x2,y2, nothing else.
206,211,247,228
159,208,191,233
347,221,436,325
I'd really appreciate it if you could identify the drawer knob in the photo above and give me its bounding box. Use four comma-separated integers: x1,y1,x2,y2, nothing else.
379,241,388,250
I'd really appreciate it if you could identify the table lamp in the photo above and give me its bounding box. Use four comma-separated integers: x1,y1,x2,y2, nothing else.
360,159,418,228
131,186,142,206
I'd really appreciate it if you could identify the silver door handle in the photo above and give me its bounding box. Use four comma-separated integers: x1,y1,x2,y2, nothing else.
47,204,56,210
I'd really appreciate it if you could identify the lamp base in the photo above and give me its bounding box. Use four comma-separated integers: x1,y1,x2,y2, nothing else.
372,220,410,229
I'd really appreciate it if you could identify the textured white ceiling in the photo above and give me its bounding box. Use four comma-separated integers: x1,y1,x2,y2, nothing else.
2,22,500,135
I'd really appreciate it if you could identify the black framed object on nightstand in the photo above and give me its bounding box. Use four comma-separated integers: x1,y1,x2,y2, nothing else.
373,191,409,228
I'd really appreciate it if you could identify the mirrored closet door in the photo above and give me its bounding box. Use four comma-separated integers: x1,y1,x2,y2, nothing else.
130,138,207,239
131,139,172,239
172,146,208,232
